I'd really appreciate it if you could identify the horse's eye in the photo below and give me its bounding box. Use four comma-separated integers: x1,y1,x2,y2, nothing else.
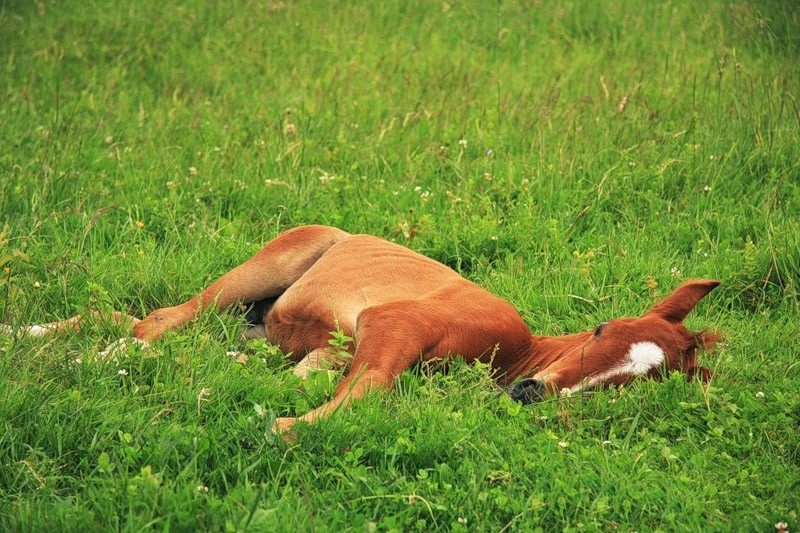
593,322,607,337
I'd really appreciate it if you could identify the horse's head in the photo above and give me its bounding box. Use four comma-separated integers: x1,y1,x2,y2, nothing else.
509,280,721,404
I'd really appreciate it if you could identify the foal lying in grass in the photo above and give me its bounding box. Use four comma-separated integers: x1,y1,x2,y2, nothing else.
7,225,721,435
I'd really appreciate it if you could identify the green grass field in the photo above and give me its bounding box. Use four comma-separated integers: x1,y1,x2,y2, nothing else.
1,0,799,530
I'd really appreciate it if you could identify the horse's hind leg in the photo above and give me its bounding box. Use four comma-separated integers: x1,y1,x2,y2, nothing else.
134,225,349,342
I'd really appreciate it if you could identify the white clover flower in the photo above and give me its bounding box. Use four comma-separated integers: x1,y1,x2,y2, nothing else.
756,391,765,398
458,139,467,149
118,369,128,376
558,441,568,448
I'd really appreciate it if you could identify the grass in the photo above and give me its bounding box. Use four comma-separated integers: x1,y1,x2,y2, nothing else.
1,0,799,530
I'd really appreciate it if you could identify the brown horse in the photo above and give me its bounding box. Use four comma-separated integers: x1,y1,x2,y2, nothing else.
6,225,721,435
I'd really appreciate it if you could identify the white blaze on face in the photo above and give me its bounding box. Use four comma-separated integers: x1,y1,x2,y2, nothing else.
626,341,666,375
571,341,665,393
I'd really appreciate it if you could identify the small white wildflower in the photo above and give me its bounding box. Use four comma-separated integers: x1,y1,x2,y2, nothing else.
188,166,198,175
33,281,41,288
756,391,765,398
458,139,467,149
213,146,221,152
709,155,715,160
104,135,113,144
559,387,571,398
264,179,273,185
226,351,240,357
392,190,399,196
491,235,498,241
457,517,468,525
197,485,209,493
484,172,493,181
166,181,174,190
118,369,128,376
486,149,493,156
703,185,712,192
670,267,681,278
73,358,82,364
414,186,422,192
421,190,430,200
284,123,296,135
558,441,568,448
521,178,530,185
318,172,335,184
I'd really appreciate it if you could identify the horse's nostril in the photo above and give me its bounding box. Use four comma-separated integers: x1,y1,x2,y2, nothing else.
507,378,546,405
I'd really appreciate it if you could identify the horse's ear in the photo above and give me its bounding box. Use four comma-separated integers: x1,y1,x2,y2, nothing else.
646,280,721,323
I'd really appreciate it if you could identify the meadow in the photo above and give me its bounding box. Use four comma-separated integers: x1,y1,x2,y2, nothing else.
1,0,798,530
